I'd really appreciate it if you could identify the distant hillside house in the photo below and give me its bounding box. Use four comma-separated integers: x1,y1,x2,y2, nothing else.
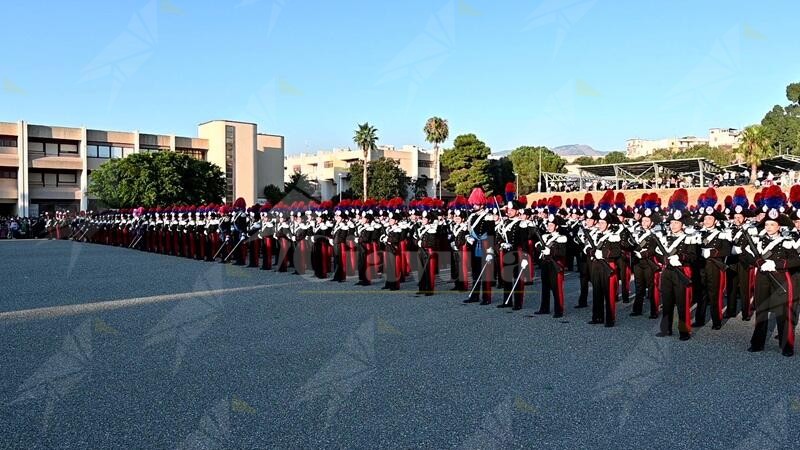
627,128,741,158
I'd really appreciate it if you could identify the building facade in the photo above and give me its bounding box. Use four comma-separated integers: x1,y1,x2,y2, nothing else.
626,127,742,158
284,144,437,200
0,120,283,216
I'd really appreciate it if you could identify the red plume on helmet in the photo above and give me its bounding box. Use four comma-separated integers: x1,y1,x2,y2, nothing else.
790,185,800,209
614,192,625,209
504,182,516,202
547,195,562,215
468,187,486,206
233,197,247,210
518,195,528,207
598,190,614,211
670,188,688,210
583,193,595,209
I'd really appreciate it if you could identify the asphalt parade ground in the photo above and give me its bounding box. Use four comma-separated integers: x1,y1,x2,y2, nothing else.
1,240,799,449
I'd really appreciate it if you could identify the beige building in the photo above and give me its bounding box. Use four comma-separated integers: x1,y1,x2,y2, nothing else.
0,120,283,216
284,144,437,200
626,127,742,158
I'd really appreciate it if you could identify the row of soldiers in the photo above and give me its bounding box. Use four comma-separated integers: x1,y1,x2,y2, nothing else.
58,184,800,356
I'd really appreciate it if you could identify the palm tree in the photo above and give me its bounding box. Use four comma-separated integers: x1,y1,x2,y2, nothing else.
423,117,449,198
740,124,772,183
353,123,378,199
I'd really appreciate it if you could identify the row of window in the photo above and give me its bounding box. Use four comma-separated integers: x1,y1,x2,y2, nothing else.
29,171,78,187
176,148,207,160
0,167,17,179
29,140,79,156
87,143,135,159
0,136,17,148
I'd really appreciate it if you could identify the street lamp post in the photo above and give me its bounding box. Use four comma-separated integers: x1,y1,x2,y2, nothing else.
338,173,343,202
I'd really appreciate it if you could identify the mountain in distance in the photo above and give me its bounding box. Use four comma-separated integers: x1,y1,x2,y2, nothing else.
551,144,606,157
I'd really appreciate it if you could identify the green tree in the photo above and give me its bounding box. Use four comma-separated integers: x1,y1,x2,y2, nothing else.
284,170,313,196
508,146,567,193
601,151,628,164
353,122,379,200
761,82,800,154
263,184,283,205
440,134,492,196
488,157,515,196
572,156,598,166
410,177,430,199
740,124,773,183
423,116,449,198
348,157,409,200
89,151,224,208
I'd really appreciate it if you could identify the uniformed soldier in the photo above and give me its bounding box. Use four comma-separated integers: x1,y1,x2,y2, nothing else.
743,185,799,356
656,189,698,341
693,188,732,330
496,197,530,311
534,206,568,318
725,188,754,320
463,188,496,305
416,210,439,296
631,194,662,318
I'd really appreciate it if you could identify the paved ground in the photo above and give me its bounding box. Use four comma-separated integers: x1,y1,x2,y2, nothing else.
0,240,799,449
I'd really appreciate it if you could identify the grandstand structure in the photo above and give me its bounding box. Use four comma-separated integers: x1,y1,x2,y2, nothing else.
540,157,724,192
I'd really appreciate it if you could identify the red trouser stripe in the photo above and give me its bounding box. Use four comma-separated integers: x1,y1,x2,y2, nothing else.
609,263,618,320
460,245,470,285
556,271,565,311
427,248,437,292
264,238,273,268
716,270,726,322
748,268,756,316
786,272,795,348
654,271,661,310
684,266,693,333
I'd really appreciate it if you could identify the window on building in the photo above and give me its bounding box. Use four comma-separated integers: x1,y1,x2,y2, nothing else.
60,143,78,154
87,145,98,158
111,146,123,159
0,167,17,179
176,148,207,160
225,125,235,202
44,173,57,186
29,172,44,186
57,173,78,185
98,145,111,158
0,136,17,147
45,143,59,156
324,161,333,168
419,160,433,168
29,141,44,153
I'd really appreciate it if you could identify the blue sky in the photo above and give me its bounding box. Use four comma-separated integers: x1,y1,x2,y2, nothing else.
1,0,798,154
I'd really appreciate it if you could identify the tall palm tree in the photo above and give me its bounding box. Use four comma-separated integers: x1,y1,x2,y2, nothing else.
353,122,378,199
423,117,449,198
740,124,772,183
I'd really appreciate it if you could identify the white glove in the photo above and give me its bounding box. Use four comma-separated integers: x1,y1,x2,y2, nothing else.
520,259,529,269
485,254,494,262
701,248,711,259
354,237,359,244
634,251,642,259
732,246,741,255
466,236,476,245
541,248,551,256
450,242,458,251
668,255,681,267
760,259,776,272
501,243,512,251
594,250,603,260
291,236,296,242
747,227,758,236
